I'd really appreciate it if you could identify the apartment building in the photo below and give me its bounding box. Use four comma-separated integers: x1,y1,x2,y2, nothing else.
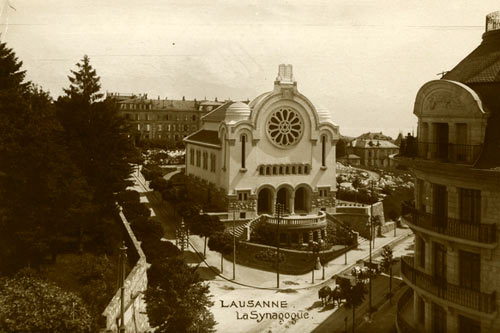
396,11,500,333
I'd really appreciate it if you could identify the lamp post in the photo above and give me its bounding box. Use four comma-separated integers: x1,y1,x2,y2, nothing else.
232,208,237,280
275,202,283,289
119,242,127,333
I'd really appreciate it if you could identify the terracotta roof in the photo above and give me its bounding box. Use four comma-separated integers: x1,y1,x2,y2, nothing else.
443,30,500,83
184,130,220,147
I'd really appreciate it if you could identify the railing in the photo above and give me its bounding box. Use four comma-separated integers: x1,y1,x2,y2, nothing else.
397,288,418,333
265,211,327,226
401,256,496,314
406,207,497,244
399,140,481,164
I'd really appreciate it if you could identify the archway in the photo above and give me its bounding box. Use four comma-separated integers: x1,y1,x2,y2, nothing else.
276,187,291,213
257,188,273,215
294,186,311,214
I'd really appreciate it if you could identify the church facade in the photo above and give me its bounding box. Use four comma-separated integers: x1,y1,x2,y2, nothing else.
184,65,339,244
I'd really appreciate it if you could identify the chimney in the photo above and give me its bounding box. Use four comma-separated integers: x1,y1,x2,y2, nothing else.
275,64,294,84
182,96,185,101
486,10,500,32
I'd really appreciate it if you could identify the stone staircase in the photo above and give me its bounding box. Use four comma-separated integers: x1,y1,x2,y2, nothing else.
226,215,265,240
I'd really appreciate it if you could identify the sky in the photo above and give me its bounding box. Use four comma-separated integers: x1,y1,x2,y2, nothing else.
1,0,499,138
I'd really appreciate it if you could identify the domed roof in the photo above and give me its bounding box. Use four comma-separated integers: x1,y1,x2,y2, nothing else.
314,104,336,124
225,101,251,123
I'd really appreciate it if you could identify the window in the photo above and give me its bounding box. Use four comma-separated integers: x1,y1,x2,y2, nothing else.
190,148,194,165
125,113,131,120
196,150,201,167
240,212,246,219
417,179,425,211
319,188,329,197
459,250,480,291
259,166,265,175
135,114,139,120
192,115,197,121
185,116,188,121
237,191,249,201
298,165,303,174
321,135,326,167
418,296,425,324
137,124,140,131
203,152,208,169
418,236,426,268
459,188,481,224
240,134,246,169
184,125,188,131
145,114,150,121
458,315,480,333
158,124,163,131
432,303,447,333
210,153,216,172
146,124,150,131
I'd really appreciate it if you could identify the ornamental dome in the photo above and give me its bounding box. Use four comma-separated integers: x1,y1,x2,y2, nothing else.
225,101,251,123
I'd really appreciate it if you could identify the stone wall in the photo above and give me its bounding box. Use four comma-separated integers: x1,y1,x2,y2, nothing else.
100,210,151,333
334,201,386,239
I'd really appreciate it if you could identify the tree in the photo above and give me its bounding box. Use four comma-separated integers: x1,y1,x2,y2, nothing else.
192,214,224,257
63,54,103,104
56,55,138,253
145,257,216,333
0,42,92,272
150,177,169,193
336,138,347,158
208,232,234,273
0,270,92,332
381,245,394,304
341,279,367,333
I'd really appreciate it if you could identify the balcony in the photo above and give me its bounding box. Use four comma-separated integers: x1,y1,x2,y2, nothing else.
401,256,496,314
404,206,497,245
264,211,327,228
399,140,481,165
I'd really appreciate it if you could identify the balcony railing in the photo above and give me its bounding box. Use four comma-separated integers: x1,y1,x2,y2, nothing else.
264,212,327,227
399,140,481,164
401,256,496,314
405,206,497,244
397,288,418,333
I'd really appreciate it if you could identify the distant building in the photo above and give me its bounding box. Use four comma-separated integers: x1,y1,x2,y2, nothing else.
346,134,399,167
108,92,226,144
184,64,340,245
396,10,500,333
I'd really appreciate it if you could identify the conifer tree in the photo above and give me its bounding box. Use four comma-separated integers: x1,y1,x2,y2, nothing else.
63,54,103,103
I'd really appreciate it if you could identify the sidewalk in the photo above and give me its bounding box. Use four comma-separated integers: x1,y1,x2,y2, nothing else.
131,173,413,289
188,225,413,289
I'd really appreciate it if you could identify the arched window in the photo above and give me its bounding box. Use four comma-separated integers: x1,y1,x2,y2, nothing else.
260,166,265,175
240,134,246,169
266,166,271,175
321,135,327,167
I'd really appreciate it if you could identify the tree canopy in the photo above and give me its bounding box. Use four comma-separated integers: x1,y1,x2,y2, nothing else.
145,257,216,333
0,271,93,332
63,54,103,104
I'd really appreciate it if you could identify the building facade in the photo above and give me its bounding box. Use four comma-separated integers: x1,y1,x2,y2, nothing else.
184,64,340,245
108,92,225,144
397,11,500,333
347,136,399,168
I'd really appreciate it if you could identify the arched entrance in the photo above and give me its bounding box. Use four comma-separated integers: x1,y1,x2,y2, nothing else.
294,186,311,214
277,187,291,213
257,188,273,214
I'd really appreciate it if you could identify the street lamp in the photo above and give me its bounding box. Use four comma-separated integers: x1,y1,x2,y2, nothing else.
275,202,284,289
310,241,320,283
231,208,238,280
119,242,127,333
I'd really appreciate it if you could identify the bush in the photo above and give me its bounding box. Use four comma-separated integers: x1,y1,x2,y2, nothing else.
122,201,151,221
116,190,140,206
255,248,285,263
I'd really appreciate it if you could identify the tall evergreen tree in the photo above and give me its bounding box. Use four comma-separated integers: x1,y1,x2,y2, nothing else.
63,54,103,104
0,42,91,273
56,55,138,252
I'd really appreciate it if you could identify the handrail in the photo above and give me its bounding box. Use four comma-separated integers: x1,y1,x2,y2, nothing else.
401,256,496,313
265,212,327,226
405,206,497,244
399,140,481,164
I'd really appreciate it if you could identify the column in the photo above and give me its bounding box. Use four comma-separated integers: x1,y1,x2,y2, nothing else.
290,191,295,215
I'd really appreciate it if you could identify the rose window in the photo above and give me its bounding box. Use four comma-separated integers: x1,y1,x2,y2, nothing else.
266,107,303,147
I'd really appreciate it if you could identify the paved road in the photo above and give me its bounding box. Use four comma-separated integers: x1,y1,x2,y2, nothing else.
312,236,414,333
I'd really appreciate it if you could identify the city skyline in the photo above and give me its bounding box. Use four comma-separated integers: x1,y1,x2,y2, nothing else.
2,0,499,138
